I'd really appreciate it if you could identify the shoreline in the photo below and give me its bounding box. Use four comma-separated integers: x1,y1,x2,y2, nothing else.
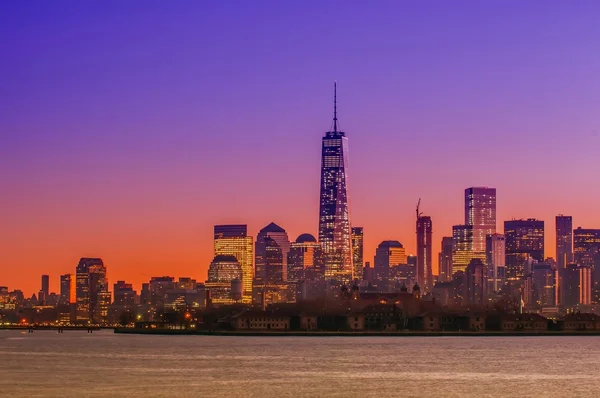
112,328,600,337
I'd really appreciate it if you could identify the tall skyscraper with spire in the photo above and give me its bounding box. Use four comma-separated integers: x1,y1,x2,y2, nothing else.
318,83,353,284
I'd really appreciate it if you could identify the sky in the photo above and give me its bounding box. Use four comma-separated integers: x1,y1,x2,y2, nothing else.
2,1,600,295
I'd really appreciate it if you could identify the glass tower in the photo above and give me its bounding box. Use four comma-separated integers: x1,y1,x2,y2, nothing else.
556,215,573,269
417,216,433,291
351,227,364,281
214,225,253,303
465,187,496,253
504,219,544,281
318,83,353,284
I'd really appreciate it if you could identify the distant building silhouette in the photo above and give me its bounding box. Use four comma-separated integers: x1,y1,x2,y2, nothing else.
374,241,407,290
466,258,487,306
318,83,353,284
416,216,433,292
561,263,592,308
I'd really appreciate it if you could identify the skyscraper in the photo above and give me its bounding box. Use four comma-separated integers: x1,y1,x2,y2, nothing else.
439,237,453,282
288,234,323,282
486,233,505,292
351,227,364,281
465,187,496,253
452,225,479,273
255,223,290,283
41,275,49,297
573,227,600,267
556,215,573,269
416,216,433,291
60,274,71,305
374,241,407,288
318,83,353,284
561,263,592,308
214,225,253,303
205,255,243,305
504,219,544,282
75,258,110,324
466,259,488,306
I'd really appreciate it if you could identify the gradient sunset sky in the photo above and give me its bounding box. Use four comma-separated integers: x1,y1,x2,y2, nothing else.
2,1,600,295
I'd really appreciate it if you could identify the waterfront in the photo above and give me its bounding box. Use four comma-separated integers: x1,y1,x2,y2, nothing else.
0,330,599,397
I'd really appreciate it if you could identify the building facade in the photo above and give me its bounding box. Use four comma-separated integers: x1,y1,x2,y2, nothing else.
255,222,290,283
439,236,453,282
205,255,243,305
214,224,253,303
556,215,573,270
416,216,433,292
504,219,544,282
75,258,110,324
351,227,364,281
486,233,505,292
465,187,496,253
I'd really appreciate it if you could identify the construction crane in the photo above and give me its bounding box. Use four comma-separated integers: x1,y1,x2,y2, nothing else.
416,198,422,220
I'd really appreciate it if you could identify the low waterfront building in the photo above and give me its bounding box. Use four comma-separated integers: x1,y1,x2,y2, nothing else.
501,314,548,331
559,313,600,331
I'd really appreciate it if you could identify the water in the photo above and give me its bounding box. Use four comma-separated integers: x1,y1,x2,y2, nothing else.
0,330,598,397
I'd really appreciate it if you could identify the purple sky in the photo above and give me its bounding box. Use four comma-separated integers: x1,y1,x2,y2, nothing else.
2,1,600,294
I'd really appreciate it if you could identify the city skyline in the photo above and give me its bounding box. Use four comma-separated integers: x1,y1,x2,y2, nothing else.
3,2,600,295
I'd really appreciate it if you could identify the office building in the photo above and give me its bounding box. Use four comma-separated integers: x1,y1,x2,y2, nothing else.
351,227,364,281
561,263,592,308
205,255,243,305
465,187,496,252
41,275,49,298
416,216,433,291
439,237,453,282
486,233,505,292
504,219,544,281
318,83,353,284
60,274,71,305
452,225,484,273
531,263,558,307
113,281,136,307
255,222,290,283
374,241,407,288
287,234,323,282
75,258,110,324
214,224,253,303
556,215,573,269
573,227,600,267
466,259,487,306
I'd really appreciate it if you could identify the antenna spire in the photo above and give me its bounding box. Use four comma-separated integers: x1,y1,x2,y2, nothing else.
333,81,338,132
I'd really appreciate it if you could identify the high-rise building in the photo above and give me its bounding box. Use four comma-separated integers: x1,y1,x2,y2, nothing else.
205,255,243,305
351,227,364,281
41,275,49,297
318,83,353,284
255,223,290,283
416,216,433,292
113,281,136,307
288,234,323,282
374,241,407,288
439,237,453,282
60,274,71,305
573,227,600,267
555,215,573,270
75,258,110,324
465,187,496,252
504,219,544,282
561,263,592,308
214,225,253,303
465,259,487,306
486,233,505,292
532,263,558,307
452,225,483,273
